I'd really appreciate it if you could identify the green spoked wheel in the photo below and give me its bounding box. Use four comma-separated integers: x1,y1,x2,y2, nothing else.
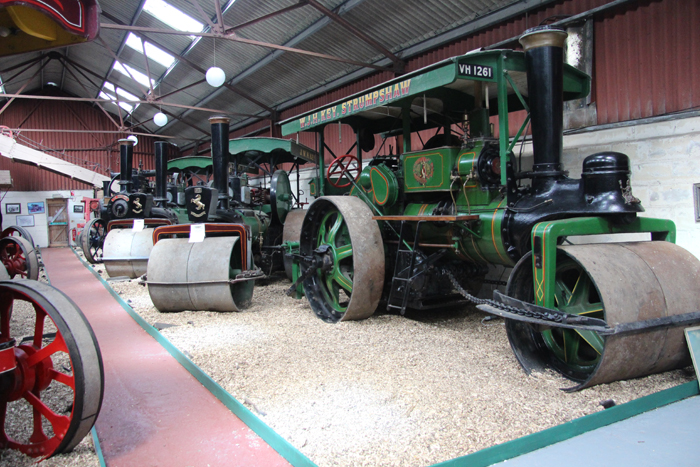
299,197,384,323
540,257,604,376
505,243,700,390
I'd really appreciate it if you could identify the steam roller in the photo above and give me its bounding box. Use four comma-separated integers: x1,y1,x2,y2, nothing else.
281,25,700,389
147,117,316,313
101,139,178,278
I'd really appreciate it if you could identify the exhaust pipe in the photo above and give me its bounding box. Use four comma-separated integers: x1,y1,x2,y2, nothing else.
519,26,568,187
154,141,168,206
209,116,230,210
118,138,134,193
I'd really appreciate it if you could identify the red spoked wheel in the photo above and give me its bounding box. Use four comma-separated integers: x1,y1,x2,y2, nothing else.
326,155,361,188
0,237,38,280
0,280,103,459
1,227,35,249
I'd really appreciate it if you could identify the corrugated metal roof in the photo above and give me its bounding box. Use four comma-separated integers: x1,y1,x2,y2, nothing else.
1,0,537,148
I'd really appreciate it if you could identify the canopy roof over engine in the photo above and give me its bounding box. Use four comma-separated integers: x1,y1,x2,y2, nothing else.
280,49,590,136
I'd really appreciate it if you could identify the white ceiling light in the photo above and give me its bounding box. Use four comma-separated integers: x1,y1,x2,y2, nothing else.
153,112,168,127
206,67,226,87
127,135,139,146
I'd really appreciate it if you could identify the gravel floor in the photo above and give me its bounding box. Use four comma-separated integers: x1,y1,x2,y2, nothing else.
4,249,692,467
92,251,692,467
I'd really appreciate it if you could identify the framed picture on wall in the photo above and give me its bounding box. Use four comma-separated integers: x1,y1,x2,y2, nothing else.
73,205,84,213
5,203,20,214
16,215,34,227
27,202,45,214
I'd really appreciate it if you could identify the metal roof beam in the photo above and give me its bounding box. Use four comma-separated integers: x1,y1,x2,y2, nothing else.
100,24,390,72
305,0,404,73
161,0,371,139
223,2,308,35
100,11,275,115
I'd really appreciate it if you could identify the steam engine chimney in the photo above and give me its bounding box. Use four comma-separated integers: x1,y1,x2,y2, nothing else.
118,138,134,193
209,116,231,210
519,26,568,188
154,141,168,207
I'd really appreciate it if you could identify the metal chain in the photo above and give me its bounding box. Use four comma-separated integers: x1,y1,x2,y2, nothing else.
441,267,566,323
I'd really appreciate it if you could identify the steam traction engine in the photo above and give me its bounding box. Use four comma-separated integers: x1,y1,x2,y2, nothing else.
146,117,316,313
282,26,700,390
90,139,178,277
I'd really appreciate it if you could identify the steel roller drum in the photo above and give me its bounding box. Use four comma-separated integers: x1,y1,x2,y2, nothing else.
506,241,700,390
102,228,154,278
147,236,252,312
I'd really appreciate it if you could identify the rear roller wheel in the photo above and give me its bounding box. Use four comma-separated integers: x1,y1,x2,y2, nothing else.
0,280,104,458
1,226,35,249
300,197,384,322
0,237,38,280
80,219,106,264
505,242,700,390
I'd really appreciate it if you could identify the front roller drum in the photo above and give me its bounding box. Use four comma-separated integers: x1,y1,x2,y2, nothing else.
147,236,254,312
102,228,155,278
0,280,104,458
506,242,700,390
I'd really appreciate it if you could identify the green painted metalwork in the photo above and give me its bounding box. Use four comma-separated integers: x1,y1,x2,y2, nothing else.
167,156,213,172
403,148,459,192
315,208,354,313
228,137,318,165
530,216,676,309
541,257,605,372
368,165,399,207
280,50,590,137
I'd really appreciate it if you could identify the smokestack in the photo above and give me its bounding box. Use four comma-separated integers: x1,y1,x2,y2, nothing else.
154,141,168,206
118,139,134,193
209,116,230,210
519,26,568,186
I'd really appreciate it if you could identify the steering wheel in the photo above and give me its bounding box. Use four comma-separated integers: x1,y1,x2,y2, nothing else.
326,154,360,188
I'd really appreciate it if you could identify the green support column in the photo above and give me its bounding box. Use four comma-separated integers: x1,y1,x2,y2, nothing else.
530,216,676,308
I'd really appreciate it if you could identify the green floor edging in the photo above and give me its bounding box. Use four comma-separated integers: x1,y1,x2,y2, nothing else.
430,380,699,467
69,248,317,467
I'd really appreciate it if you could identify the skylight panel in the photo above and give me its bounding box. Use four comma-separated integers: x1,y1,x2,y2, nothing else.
103,82,115,92
112,62,155,88
99,91,115,100
125,33,176,68
142,0,203,36
118,101,134,113
116,87,139,102
0,76,4,94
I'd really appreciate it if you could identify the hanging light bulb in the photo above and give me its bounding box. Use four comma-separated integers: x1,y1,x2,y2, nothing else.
126,135,139,146
153,111,168,127
206,67,226,87
206,38,226,87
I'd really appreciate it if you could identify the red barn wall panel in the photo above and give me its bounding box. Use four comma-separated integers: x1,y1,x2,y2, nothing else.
594,0,700,124
0,98,158,191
